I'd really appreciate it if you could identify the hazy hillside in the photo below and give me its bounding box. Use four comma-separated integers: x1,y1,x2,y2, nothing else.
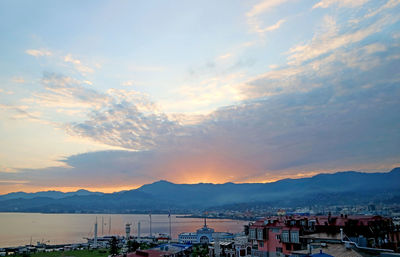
0,189,104,201
0,168,398,213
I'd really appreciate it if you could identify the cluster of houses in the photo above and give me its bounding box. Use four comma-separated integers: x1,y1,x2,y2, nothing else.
116,214,400,257
1,214,399,257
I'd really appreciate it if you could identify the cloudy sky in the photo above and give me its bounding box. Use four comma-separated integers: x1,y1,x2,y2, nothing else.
0,0,399,194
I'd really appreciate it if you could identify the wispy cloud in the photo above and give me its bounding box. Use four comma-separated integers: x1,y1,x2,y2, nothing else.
121,80,135,86
364,0,400,19
246,0,289,17
23,73,106,110
287,12,399,65
216,53,232,61
0,104,42,121
264,19,286,32
64,54,95,74
313,0,369,9
246,0,289,36
25,49,52,57
0,180,29,184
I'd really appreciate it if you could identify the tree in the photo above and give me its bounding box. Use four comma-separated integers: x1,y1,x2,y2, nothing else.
110,236,119,255
127,240,140,252
192,244,209,257
200,244,209,257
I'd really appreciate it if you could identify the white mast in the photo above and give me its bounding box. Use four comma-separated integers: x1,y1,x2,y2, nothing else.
169,211,172,242
102,216,104,235
94,217,98,248
149,213,152,237
109,216,111,235
138,222,141,241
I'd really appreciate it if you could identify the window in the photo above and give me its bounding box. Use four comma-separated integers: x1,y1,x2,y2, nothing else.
259,241,264,247
257,229,264,240
276,247,283,253
276,235,281,240
249,229,256,240
285,244,291,251
290,231,299,243
281,231,289,243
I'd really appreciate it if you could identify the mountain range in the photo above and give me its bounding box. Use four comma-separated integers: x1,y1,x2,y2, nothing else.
0,168,399,213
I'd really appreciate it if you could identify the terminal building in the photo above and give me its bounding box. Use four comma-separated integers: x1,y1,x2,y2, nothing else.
178,217,234,244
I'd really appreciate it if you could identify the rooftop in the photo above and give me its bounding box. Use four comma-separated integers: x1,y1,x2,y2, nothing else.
292,243,363,257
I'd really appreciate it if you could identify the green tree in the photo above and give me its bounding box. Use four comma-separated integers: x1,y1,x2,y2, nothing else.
110,236,119,255
127,240,140,252
200,244,209,257
192,245,209,257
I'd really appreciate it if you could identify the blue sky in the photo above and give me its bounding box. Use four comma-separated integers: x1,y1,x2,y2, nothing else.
0,0,399,193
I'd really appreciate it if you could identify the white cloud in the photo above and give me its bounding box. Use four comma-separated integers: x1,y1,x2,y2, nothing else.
286,13,398,65
246,0,289,36
364,0,400,19
25,73,106,109
25,49,52,57
246,0,289,17
216,53,232,61
64,54,95,74
122,80,134,86
313,0,368,9
262,19,286,32
363,43,386,54
0,180,29,184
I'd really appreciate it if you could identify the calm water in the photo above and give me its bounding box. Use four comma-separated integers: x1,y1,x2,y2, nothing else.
0,213,248,247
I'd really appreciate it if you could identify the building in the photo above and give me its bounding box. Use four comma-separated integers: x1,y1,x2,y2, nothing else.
209,235,252,257
178,217,234,244
249,216,303,257
291,242,362,257
248,215,400,257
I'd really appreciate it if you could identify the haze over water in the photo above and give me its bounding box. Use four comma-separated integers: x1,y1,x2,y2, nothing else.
0,213,247,248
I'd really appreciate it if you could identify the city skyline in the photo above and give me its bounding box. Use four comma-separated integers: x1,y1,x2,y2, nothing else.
0,0,399,194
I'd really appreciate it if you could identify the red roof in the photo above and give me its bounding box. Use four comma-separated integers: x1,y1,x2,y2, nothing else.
250,215,389,229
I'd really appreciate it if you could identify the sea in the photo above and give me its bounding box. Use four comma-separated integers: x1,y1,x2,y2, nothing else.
0,213,248,248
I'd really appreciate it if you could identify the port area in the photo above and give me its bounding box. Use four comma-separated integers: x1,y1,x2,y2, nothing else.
0,248,109,257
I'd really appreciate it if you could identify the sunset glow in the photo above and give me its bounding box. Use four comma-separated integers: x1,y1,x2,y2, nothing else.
0,0,399,194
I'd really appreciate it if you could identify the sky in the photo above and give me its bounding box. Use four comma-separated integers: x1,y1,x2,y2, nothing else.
0,0,399,194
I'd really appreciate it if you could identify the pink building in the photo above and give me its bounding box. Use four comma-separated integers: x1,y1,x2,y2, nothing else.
249,217,303,257
248,215,400,257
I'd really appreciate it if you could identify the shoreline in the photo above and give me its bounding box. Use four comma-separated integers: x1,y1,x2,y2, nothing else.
176,215,254,221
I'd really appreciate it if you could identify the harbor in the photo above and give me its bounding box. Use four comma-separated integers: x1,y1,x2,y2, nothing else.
0,213,247,253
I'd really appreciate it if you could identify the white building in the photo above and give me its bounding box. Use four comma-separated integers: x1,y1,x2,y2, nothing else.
178,218,234,244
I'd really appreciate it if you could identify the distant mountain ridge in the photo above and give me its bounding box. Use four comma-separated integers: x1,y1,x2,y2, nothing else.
0,189,104,201
0,167,399,213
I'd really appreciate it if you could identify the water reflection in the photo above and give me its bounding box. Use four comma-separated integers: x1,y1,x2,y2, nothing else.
0,213,248,247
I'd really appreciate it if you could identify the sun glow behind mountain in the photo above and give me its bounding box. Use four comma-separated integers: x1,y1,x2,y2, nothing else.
0,0,399,194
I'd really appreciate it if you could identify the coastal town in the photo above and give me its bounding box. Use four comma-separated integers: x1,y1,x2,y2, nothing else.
1,211,400,257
